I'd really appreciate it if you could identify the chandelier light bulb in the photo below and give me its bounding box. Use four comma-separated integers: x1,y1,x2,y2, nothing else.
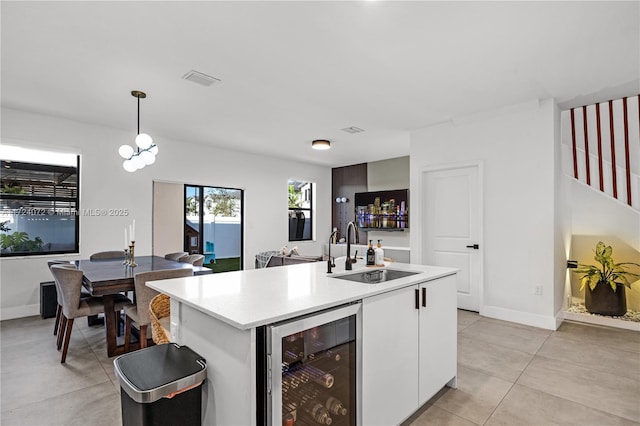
123,159,137,172
135,133,153,149
149,144,158,155
132,154,145,170
119,144,134,159
140,150,156,165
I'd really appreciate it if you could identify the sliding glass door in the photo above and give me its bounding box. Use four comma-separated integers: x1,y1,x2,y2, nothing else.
185,185,243,272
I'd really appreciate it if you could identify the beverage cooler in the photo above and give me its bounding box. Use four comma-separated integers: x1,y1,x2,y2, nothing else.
257,302,361,426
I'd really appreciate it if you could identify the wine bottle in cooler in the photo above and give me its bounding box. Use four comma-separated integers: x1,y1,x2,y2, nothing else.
305,365,334,388
301,400,333,425
323,396,347,416
325,349,341,362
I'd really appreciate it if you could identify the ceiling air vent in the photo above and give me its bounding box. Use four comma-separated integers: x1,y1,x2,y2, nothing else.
341,126,364,134
182,70,221,87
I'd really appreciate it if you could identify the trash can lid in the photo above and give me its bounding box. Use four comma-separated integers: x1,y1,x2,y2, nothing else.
114,343,207,403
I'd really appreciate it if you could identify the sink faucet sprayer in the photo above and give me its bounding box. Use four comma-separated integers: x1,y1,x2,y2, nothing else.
345,221,359,271
327,229,338,273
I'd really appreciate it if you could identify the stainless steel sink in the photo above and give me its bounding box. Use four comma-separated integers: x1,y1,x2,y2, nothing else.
331,269,420,284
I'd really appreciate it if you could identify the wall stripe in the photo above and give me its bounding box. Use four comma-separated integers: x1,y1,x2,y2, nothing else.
582,106,591,185
570,108,578,179
623,97,632,206
608,100,618,199
595,103,604,191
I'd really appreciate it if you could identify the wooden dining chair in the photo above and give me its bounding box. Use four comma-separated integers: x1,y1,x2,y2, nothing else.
89,250,125,260
179,254,205,266
164,251,188,261
124,268,194,352
50,265,132,363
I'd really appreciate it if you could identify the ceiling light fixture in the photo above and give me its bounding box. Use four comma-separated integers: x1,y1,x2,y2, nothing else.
119,91,158,172
312,139,331,150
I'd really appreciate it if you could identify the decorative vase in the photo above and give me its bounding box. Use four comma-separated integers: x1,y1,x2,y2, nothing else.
584,282,627,316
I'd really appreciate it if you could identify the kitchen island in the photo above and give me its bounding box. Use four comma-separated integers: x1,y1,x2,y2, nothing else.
148,260,458,425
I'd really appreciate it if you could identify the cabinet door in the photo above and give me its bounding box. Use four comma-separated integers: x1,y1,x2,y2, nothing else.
362,285,419,426
418,275,458,405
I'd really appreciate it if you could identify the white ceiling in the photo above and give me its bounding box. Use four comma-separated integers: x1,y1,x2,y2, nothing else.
2,1,638,168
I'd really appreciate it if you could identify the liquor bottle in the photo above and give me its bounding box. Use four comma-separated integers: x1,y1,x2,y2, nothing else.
323,396,347,416
366,240,375,266
375,240,384,266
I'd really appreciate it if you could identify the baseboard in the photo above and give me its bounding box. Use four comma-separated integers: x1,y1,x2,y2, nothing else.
0,304,40,321
481,305,558,330
563,311,640,332
555,310,565,330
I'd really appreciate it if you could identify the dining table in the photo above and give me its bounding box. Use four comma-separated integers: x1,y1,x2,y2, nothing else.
74,255,213,357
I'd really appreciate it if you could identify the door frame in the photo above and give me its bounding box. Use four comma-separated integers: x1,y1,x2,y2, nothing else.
413,160,484,314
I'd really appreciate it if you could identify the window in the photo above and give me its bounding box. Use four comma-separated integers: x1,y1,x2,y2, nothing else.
1,147,79,256
185,185,243,272
288,179,313,241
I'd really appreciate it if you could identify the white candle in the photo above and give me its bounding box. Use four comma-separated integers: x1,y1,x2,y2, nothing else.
129,224,133,243
124,227,128,248
132,219,135,241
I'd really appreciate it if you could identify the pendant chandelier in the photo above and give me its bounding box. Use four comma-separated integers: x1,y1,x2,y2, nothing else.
119,90,158,172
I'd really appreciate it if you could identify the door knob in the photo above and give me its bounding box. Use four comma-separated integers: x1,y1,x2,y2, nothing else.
466,244,479,249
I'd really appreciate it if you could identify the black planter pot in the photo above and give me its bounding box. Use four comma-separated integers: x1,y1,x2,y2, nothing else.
585,282,627,316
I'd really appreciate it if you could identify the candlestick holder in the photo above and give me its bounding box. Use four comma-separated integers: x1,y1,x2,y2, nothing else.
123,248,130,266
129,241,137,268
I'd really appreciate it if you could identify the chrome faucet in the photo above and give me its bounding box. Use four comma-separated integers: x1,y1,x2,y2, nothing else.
345,221,359,271
327,229,338,273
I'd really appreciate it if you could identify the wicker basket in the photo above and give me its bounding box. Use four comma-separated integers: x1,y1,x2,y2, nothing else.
149,293,171,345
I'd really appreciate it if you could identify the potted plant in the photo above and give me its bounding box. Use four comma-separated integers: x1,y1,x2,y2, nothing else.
572,241,640,316
0,231,44,254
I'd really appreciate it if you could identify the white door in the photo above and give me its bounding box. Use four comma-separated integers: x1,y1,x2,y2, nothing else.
422,165,481,311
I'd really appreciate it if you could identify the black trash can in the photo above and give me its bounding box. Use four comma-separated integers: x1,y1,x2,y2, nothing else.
114,343,207,426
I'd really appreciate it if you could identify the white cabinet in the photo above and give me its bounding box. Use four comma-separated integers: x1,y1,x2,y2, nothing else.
419,274,457,404
361,274,457,425
362,285,419,426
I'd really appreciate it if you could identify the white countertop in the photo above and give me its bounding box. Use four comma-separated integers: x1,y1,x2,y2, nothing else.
147,259,457,330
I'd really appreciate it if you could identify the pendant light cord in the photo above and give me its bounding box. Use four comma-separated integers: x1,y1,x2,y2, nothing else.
137,95,140,135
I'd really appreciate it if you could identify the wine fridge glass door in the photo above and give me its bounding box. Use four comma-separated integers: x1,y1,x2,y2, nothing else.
268,302,362,426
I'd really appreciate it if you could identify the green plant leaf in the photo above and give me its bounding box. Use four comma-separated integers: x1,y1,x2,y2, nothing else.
588,275,599,291
572,241,639,292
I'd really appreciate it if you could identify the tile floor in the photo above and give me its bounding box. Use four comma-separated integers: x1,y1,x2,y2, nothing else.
1,311,639,425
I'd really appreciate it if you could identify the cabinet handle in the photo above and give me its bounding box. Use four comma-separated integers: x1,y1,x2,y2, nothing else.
415,289,420,310
422,287,426,307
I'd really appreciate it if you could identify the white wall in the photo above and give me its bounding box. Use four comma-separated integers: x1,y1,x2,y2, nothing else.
410,99,565,329
153,181,184,256
569,178,640,250
0,107,331,320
